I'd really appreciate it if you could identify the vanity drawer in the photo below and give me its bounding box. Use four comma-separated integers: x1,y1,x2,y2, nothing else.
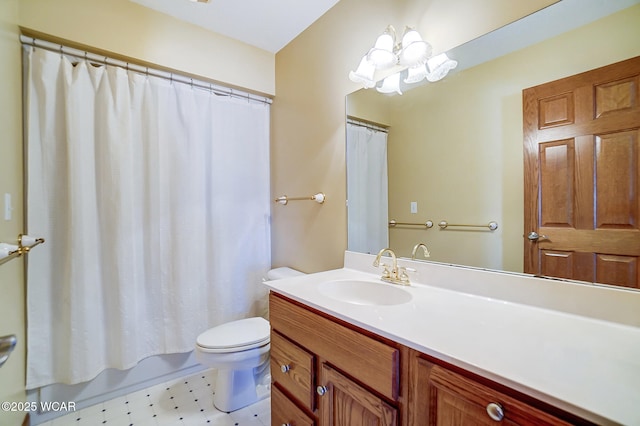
270,331,315,411
270,292,400,401
425,362,572,426
272,384,315,426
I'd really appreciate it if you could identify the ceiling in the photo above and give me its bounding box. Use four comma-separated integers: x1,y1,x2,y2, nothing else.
129,0,341,53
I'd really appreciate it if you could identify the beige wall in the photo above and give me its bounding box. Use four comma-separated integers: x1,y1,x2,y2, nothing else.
271,0,556,273
19,0,275,96
0,0,26,424
346,5,640,272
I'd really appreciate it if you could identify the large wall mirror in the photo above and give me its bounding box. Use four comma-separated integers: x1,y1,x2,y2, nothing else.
346,0,640,286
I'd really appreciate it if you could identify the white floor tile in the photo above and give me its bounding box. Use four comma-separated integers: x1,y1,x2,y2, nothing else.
207,415,237,426
131,420,158,426
44,369,270,426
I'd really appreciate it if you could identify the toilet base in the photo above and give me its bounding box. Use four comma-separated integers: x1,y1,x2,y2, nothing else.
213,367,271,413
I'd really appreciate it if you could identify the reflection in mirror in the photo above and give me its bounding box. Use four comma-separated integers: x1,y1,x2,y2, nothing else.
346,0,640,285
346,117,389,255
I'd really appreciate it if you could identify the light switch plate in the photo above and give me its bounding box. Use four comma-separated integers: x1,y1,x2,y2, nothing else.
4,193,11,221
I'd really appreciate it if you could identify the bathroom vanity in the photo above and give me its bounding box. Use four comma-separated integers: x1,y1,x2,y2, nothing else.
264,251,640,426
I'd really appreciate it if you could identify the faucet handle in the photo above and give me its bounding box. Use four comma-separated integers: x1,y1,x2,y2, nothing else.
397,266,416,284
379,263,392,279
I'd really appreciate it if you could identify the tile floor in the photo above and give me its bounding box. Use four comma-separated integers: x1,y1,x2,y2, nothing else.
41,369,270,426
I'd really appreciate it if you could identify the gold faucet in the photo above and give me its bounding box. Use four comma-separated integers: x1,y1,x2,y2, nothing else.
373,248,410,285
411,243,431,260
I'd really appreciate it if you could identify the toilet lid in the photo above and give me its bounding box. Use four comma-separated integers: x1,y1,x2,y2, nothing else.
196,317,270,351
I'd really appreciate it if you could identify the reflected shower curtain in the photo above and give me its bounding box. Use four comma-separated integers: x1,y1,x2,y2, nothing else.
346,123,388,254
24,47,271,389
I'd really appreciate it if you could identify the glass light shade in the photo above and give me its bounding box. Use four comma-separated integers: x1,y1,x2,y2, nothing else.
426,53,458,82
366,31,397,70
398,29,432,66
404,63,427,84
349,55,376,88
376,73,402,95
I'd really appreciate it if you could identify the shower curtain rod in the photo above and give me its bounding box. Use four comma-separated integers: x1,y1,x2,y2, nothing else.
347,116,389,133
20,35,272,105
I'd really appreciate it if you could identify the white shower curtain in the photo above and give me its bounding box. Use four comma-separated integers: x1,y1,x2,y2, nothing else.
346,122,389,254
24,47,271,389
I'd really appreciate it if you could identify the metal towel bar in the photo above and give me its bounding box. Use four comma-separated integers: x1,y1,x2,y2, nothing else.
438,221,498,230
388,220,434,228
275,193,325,205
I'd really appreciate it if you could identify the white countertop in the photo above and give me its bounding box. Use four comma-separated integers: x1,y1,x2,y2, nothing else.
264,251,640,425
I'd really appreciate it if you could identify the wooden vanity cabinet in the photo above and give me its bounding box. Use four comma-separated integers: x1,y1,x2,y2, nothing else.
269,292,402,426
270,291,589,426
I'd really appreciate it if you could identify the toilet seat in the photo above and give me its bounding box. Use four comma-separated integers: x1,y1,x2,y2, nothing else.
196,317,270,353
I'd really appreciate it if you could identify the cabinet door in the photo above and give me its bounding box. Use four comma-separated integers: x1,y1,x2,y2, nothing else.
317,363,397,426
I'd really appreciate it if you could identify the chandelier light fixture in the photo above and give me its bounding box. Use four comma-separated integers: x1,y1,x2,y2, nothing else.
349,25,458,95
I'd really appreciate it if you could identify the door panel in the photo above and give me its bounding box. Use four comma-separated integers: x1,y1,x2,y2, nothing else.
596,254,639,288
595,131,638,229
539,139,575,227
524,56,640,288
540,250,594,282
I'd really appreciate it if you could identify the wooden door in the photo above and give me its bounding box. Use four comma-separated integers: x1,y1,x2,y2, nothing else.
523,56,640,288
318,363,397,426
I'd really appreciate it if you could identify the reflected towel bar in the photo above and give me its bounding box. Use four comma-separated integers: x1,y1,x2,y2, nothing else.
389,220,434,228
275,193,325,205
438,221,498,230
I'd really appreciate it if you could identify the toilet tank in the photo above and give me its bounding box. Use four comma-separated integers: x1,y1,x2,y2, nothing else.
266,267,304,281
262,267,304,319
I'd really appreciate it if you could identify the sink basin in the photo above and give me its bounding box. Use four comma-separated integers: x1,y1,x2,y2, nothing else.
318,279,412,306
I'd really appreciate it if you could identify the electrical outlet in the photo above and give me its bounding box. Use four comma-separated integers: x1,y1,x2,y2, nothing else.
410,201,418,214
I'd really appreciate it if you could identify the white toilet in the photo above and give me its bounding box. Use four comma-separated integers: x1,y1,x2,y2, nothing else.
195,267,303,412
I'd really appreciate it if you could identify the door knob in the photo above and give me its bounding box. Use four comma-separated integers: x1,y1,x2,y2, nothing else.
527,231,547,241
316,385,328,396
